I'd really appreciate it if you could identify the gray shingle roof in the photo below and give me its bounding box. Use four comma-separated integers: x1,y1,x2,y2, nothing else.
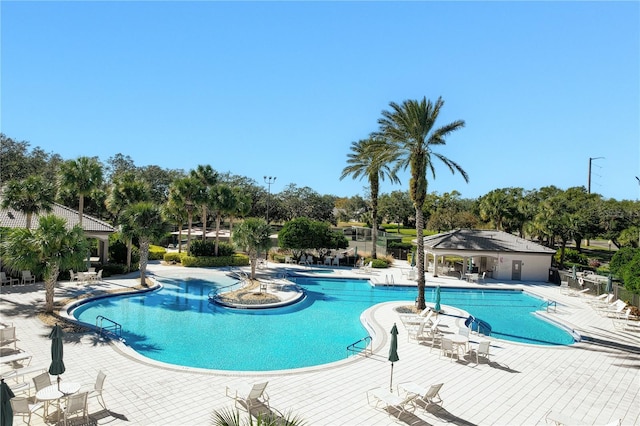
0,201,115,233
423,229,556,254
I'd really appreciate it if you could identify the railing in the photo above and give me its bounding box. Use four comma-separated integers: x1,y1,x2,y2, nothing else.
384,275,395,285
347,336,372,358
95,315,122,338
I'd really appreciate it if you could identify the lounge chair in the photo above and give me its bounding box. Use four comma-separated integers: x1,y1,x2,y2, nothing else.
406,318,431,343
425,318,444,351
397,382,443,408
0,326,19,349
545,410,621,426
569,288,590,297
63,391,89,426
21,270,35,285
69,270,78,283
1,271,18,286
366,387,418,420
356,261,373,274
597,300,627,317
588,293,614,307
559,281,570,295
399,308,433,327
10,396,44,425
1,351,33,366
225,381,270,413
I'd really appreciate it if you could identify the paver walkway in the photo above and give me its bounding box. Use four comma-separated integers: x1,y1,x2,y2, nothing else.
1,261,638,425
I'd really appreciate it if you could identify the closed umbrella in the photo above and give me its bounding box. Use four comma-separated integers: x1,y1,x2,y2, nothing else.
410,252,416,268
434,286,442,313
48,324,66,390
572,265,577,281
1,379,14,426
606,275,613,293
388,323,399,392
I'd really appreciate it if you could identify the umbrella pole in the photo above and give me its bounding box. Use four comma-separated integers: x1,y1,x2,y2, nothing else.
389,362,394,392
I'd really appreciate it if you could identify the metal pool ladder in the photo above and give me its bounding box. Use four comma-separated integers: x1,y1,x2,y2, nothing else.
347,336,372,358
95,315,122,338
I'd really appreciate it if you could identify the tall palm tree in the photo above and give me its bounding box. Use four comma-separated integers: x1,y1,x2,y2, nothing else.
190,165,219,240
378,96,468,310
171,176,203,252
121,202,167,286
106,172,151,272
0,215,89,312
165,185,189,253
58,156,104,225
210,184,235,255
1,175,56,229
340,136,400,259
233,218,272,280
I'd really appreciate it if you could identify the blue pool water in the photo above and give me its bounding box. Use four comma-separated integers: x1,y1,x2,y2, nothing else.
72,276,574,371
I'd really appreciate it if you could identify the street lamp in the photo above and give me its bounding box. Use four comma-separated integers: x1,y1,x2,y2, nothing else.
587,157,604,193
263,176,276,224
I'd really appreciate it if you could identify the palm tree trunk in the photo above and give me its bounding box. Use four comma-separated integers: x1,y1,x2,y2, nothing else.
26,213,33,229
44,264,60,313
415,207,426,310
126,238,132,273
139,237,149,286
78,194,85,225
202,206,208,241
215,215,221,256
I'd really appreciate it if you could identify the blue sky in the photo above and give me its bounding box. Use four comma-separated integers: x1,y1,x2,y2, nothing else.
2,1,639,201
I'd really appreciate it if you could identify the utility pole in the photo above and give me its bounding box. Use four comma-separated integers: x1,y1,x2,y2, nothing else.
263,176,277,224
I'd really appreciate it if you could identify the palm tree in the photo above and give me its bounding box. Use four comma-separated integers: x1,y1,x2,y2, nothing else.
106,172,151,272
165,185,189,253
211,407,307,426
1,175,56,229
378,97,468,310
228,187,252,236
210,183,236,256
233,218,272,280
58,156,104,225
340,136,400,259
0,215,89,313
171,176,203,252
120,202,167,286
190,165,219,240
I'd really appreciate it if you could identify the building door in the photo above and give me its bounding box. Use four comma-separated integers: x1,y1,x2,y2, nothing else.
511,260,522,280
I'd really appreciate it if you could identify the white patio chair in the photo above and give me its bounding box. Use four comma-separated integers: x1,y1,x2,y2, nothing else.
10,396,44,425
0,326,19,349
1,271,19,286
21,270,35,285
225,381,270,413
63,391,89,426
84,370,108,409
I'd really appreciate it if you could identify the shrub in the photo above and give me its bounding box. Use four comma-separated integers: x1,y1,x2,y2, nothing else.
149,245,166,261
189,240,216,257
102,263,132,276
164,252,183,263
588,258,601,268
371,258,389,269
555,248,588,265
180,254,249,267
108,240,140,265
217,242,235,257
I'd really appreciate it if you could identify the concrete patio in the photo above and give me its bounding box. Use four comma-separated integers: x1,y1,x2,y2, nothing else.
1,261,638,425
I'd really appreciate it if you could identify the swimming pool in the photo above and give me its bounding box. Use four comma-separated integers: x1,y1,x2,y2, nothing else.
72,275,575,371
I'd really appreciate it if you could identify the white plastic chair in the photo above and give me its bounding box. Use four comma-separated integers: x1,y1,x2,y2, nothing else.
63,391,89,426
471,340,491,363
0,326,19,349
21,270,35,285
86,370,108,409
225,381,270,413
10,396,44,425
1,271,18,286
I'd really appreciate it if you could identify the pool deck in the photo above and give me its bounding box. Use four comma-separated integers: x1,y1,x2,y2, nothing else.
1,261,639,425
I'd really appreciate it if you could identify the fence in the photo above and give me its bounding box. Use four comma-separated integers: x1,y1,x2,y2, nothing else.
558,270,639,308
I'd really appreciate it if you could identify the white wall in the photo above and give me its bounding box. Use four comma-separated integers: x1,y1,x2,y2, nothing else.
493,253,552,281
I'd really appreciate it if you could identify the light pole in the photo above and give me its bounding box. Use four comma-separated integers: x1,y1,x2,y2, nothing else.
588,157,604,193
263,176,276,224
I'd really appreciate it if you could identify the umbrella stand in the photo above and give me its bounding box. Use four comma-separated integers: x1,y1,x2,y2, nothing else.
388,323,399,392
